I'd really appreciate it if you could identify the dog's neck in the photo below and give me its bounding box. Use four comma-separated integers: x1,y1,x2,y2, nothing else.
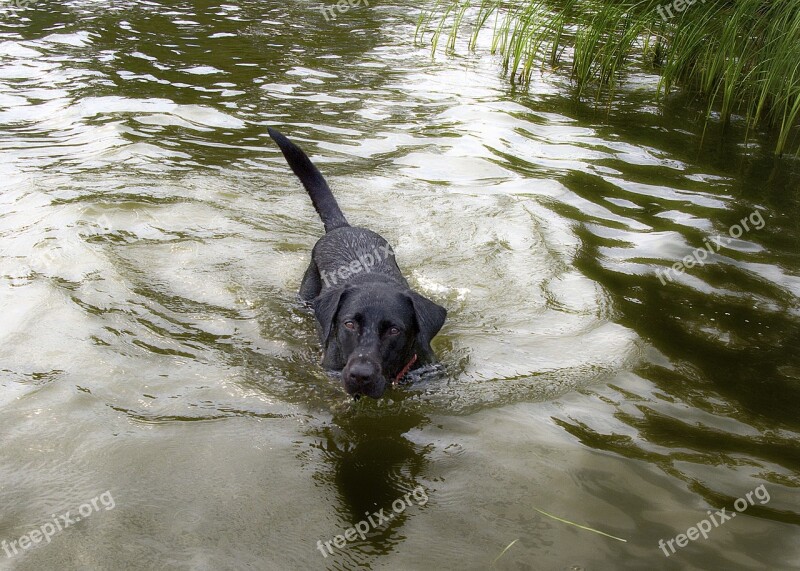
393,354,418,386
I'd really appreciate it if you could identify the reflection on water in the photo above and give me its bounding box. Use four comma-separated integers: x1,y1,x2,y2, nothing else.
0,0,798,569
311,402,431,562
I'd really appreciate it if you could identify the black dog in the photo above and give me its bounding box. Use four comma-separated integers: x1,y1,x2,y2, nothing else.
268,128,447,399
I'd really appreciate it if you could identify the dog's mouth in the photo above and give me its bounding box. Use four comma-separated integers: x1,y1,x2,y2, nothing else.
347,385,386,400
346,380,387,400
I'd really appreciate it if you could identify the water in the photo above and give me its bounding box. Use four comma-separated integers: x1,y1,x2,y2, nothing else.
1,1,798,569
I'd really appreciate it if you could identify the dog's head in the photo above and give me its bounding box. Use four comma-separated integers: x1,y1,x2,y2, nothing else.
313,284,446,399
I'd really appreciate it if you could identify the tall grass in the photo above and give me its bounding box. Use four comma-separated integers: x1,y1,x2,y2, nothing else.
415,0,800,155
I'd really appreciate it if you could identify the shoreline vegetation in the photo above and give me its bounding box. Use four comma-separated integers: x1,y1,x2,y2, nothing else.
415,0,800,156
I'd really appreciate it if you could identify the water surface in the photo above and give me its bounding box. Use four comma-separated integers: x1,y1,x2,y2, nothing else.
0,1,799,569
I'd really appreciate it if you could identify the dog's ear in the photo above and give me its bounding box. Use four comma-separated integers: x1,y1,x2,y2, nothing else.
312,286,350,346
407,291,447,359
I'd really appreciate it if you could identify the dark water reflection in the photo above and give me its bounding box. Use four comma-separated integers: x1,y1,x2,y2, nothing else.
1,0,799,569
313,403,430,561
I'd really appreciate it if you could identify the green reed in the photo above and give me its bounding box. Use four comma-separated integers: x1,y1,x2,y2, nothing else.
416,0,800,155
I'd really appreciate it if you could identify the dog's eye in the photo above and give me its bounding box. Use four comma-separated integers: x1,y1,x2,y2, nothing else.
388,326,401,335
343,321,356,330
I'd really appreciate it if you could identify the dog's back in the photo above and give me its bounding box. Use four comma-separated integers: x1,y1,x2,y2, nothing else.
311,227,408,291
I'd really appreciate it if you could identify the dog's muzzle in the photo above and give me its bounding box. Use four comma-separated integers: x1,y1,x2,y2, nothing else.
342,356,386,399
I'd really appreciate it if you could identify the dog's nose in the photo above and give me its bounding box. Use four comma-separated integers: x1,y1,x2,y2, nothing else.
346,361,377,385
343,360,386,398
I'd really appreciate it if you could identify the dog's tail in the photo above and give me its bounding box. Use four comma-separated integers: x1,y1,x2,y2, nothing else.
268,127,349,233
